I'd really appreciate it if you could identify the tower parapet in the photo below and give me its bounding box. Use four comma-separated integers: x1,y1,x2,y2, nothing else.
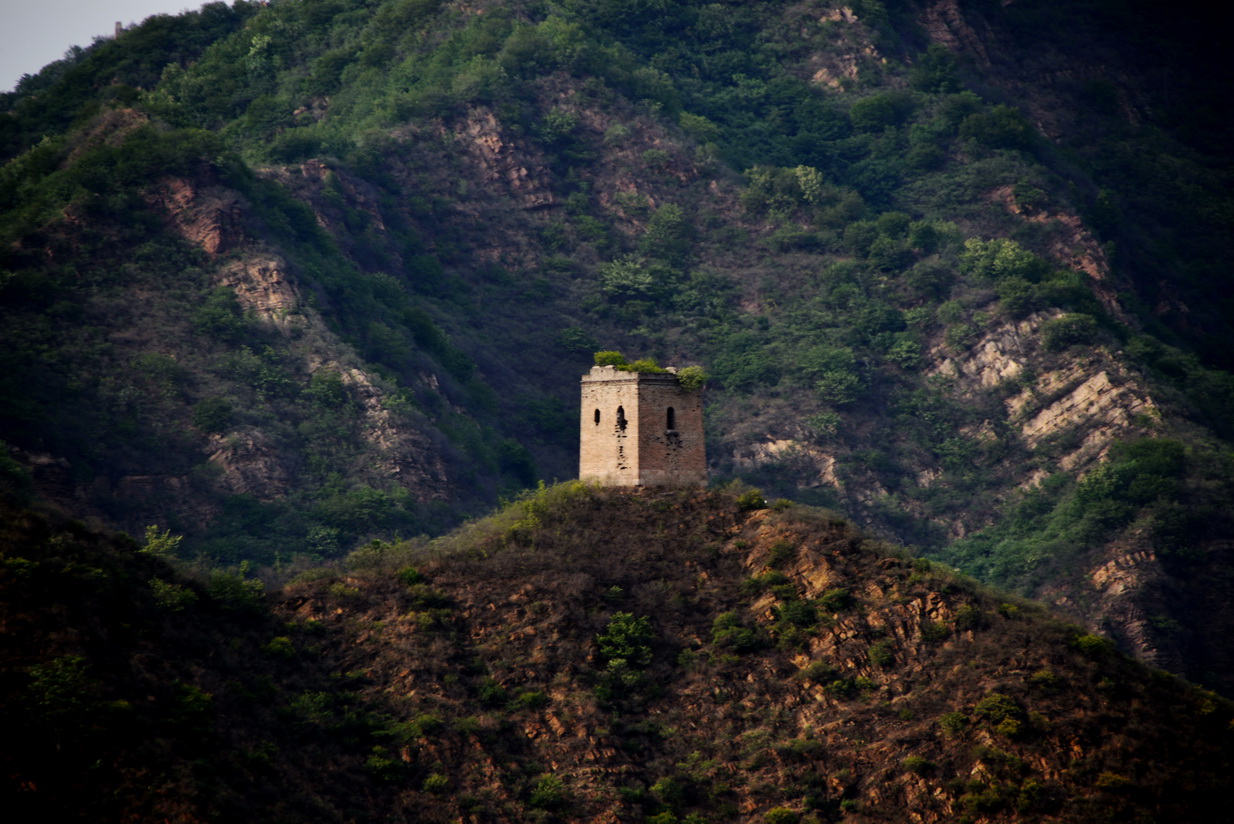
579,365,706,487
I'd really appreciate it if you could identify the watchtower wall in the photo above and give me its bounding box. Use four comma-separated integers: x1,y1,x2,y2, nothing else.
579,366,706,487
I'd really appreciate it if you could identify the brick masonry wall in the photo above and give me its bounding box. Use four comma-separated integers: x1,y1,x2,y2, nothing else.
579,367,706,487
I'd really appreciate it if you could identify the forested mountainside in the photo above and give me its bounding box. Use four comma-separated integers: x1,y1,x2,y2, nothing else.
2,0,1234,691
3,486,1231,822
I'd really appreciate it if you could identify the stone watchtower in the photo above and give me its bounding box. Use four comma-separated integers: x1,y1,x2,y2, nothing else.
579,366,706,487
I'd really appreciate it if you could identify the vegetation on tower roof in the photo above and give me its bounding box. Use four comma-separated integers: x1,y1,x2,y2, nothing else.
593,351,708,390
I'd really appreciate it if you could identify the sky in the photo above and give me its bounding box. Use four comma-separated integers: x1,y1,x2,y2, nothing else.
1,1,209,92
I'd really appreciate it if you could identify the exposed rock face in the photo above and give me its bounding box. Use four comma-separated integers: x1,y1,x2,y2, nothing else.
1015,367,1156,464
733,438,842,490
206,427,291,500
932,313,1157,475
148,177,247,256
337,365,452,501
921,0,992,65
931,313,1045,388
216,256,305,328
991,185,1128,321
805,6,885,89
458,107,554,210
276,158,389,233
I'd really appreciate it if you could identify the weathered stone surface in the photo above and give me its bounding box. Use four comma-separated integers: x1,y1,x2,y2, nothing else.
217,256,304,327
148,177,247,256
206,427,291,500
458,107,555,210
733,438,842,489
579,366,706,487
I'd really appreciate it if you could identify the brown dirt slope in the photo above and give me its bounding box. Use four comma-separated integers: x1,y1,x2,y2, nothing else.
2,486,1231,822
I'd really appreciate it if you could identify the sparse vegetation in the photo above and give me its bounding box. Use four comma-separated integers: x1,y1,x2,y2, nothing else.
2,488,1233,821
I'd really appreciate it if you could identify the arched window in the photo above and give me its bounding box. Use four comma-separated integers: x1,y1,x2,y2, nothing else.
594,409,601,425
666,406,676,430
616,406,627,431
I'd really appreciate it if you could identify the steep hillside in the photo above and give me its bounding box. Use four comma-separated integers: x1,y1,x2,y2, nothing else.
2,0,1234,689
2,486,1231,822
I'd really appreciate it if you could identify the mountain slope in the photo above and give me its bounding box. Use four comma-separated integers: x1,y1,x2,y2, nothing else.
2,0,1234,690
2,486,1231,822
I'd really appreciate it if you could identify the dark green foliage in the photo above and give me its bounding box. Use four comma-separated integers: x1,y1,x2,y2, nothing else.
406,583,451,610
597,612,654,669
816,588,853,613
397,566,426,586
207,571,265,613
908,45,960,94
868,639,894,667
1071,633,1115,657
764,807,800,824
959,105,1036,150
766,541,796,569
972,690,1021,725
939,711,968,737
711,611,766,653
191,397,233,433
850,91,917,133
529,773,568,810
774,599,817,628
1040,313,1099,351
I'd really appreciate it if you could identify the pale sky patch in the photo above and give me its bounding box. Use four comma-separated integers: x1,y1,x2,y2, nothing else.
1,1,210,93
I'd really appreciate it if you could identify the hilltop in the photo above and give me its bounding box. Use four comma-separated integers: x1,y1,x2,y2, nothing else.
3,485,1230,822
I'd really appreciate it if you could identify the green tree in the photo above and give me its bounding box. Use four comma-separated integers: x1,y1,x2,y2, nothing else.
597,612,654,669
638,203,691,266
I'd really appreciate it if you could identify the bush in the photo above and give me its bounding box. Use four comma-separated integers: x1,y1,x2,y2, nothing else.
764,807,800,824
767,541,796,568
974,692,1022,725
676,365,708,391
711,611,766,653
921,621,950,642
954,605,983,630
529,774,568,810
597,612,654,669
775,599,817,628
939,711,968,737
1071,632,1115,656
262,636,295,659
735,487,768,510
817,588,853,612
959,105,1036,150
515,689,549,710
207,571,265,613
868,639,894,667
850,90,917,132
744,570,791,595
150,578,198,611
397,566,426,586
192,396,233,433
798,661,838,682
1041,313,1099,351
406,584,451,610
